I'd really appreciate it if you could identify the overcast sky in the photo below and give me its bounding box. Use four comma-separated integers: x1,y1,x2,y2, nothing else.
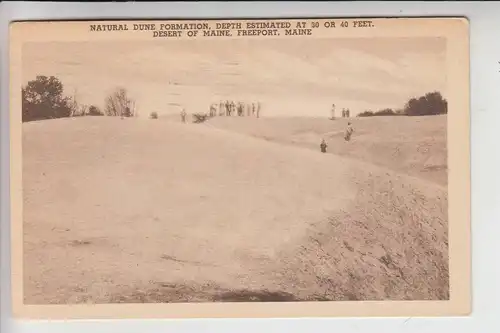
23,37,446,117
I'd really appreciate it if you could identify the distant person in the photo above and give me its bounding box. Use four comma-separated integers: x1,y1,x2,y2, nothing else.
344,122,354,141
237,102,244,116
219,101,225,116
210,104,217,117
256,102,261,118
180,109,187,123
320,139,328,153
230,101,236,116
121,107,130,120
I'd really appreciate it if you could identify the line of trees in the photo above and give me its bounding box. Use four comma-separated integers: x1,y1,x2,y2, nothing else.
357,108,405,117
357,91,448,118
23,75,448,123
22,75,136,122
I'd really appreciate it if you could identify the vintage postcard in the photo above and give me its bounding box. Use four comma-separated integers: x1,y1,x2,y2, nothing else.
9,17,470,319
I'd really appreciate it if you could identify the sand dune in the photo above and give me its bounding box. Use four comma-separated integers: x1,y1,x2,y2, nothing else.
204,115,448,186
23,116,448,304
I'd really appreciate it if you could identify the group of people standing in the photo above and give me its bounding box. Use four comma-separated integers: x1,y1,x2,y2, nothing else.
341,108,351,118
330,104,351,119
209,101,261,118
178,101,262,123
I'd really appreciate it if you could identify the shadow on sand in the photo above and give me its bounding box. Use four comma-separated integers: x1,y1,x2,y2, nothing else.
213,290,298,302
106,282,312,304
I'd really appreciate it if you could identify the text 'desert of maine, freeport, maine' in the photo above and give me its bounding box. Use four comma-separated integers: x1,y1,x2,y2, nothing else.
9,17,470,319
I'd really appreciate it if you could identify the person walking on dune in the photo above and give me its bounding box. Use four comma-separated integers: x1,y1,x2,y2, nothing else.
344,122,354,141
320,138,328,153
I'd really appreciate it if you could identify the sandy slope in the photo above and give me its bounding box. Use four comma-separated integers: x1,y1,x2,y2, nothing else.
203,115,448,186
23,116,448,304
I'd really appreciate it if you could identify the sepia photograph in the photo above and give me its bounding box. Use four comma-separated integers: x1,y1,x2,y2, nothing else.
9,18,470,319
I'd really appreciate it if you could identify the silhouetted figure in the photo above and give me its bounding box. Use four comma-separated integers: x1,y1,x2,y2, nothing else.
237,102,244,116
344,122,354,141
210,104,217,117
121,106,130,120
180,109,187,123
320,139,328,153
230,101,236,116
219,101,225,116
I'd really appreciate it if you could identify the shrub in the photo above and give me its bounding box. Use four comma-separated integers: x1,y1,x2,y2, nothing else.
87,105,104,116
150,111,158,119
192,113,209,123
357,111,374,117
105,87,136,118
374,108,397,116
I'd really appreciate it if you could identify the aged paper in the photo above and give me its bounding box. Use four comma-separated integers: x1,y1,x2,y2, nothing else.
9,17,470,319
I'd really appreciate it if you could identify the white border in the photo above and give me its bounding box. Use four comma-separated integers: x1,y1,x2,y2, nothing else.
1,1,499,332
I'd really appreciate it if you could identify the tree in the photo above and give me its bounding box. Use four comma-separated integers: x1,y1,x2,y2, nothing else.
404,91,447,116
87,105,104,116
357,110,374,117
374,108,396,116
105,87,135,117
404,98,421,116
22,75,73,122
423,91,448,115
